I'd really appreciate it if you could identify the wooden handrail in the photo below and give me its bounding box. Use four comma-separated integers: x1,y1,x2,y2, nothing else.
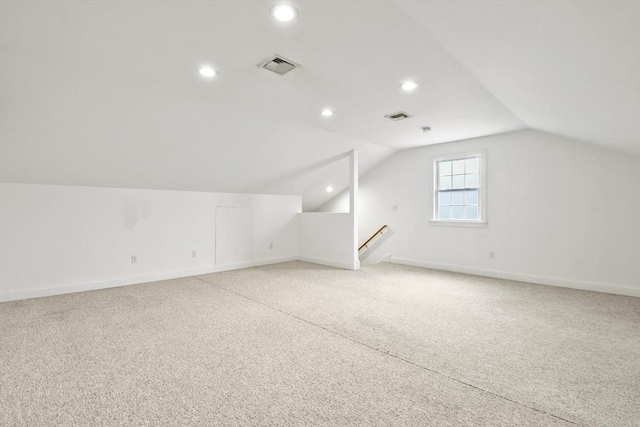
359,225,388,251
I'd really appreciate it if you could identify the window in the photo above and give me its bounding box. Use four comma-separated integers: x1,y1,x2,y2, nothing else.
432,152,486,226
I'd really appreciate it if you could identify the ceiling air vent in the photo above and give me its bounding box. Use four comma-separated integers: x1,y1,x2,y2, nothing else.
385,111,413,121
260,55,300,75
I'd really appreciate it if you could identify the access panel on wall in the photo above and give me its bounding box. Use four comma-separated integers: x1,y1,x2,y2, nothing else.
215,206,252,267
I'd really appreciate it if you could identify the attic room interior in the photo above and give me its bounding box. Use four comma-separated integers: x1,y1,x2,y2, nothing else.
0,0,638,426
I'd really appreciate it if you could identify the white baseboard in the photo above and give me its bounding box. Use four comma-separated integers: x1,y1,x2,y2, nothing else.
390,257,640,297
361,253,391,266
1,255,298,302
8,255,631,301
0,266,216,302
297,255,356,270
214,255,298,273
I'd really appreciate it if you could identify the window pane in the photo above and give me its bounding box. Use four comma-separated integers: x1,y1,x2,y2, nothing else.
452,206,464,219
452,159,465,174
439,175,452,190
452,174,465,189
465,205,478,220
451,190,464,205
435,154,483,223
438,205,451,219
438,161,452,176
439,191,451,205
465,190,478,205
465,173,479,188
465,157,479,173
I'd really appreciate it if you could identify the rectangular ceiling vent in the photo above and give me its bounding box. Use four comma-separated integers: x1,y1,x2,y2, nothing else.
385,111,413,121
260,55,300,75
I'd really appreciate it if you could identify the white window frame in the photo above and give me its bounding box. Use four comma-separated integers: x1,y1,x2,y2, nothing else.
429,150,487,228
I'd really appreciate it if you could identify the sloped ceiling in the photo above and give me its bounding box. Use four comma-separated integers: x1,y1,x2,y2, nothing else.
0,1,637,211
398,0,640,155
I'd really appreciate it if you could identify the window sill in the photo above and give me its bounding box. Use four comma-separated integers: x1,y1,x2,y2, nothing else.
429,220,487,228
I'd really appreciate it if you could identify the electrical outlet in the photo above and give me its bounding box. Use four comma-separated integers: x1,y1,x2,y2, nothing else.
392,204,398,211
269,243,274,250
192,250,197,257
489,252,495,259
131,255,137,264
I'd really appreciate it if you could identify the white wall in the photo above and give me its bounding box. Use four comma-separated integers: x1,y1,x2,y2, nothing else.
0,183,300,301
298,213,356,270
320,129,640,296
297,149,359,271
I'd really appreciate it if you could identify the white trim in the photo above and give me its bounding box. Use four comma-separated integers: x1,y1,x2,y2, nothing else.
361,253,392,266
428,220,487,228
297,212,348,215
390,257,640,297
0,255,298,302
430,149,487,226
297,255,356,270
250,255,298,268
215,260,255,272
0,267,216,302
376,253,392,263
215,255,298,272
431,150,486,163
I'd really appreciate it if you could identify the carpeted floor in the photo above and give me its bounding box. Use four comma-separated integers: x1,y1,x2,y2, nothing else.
1,262,638,426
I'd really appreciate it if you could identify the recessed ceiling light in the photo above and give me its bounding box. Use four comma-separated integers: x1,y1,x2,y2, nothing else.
198,66,217,79
326,186,334,193
271,4,298,22
400,81,418,91
321,109,334,117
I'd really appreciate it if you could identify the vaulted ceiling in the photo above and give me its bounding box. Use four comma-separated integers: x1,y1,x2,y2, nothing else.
1,1,637,210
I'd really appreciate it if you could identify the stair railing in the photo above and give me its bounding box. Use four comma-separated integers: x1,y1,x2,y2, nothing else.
359,225,389,251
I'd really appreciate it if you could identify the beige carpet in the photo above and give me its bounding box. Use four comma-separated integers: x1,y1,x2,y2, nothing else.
1,262,638,426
